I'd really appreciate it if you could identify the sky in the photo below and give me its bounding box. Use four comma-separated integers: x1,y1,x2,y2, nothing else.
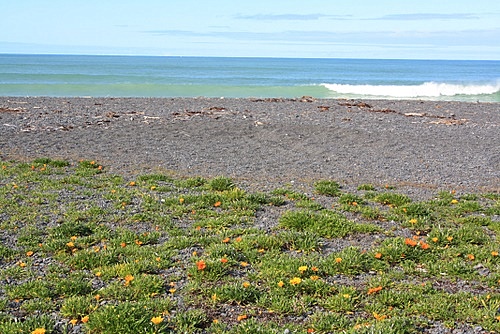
1,0,499,60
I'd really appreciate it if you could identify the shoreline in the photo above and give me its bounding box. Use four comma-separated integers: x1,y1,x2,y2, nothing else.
1,96,499,196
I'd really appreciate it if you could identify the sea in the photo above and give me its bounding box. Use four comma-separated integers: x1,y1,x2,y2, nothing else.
1,54,499,102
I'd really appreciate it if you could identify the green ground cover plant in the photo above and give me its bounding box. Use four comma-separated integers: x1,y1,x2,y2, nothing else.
0,158,499,333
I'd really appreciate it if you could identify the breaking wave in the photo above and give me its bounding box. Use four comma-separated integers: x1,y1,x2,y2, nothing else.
322,81,500,99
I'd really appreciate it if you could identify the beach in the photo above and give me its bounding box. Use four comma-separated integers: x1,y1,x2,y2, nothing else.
1,97,498,195
1,96,500,333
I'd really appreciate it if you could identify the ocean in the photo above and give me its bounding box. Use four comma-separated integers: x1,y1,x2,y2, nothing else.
1,54,499,102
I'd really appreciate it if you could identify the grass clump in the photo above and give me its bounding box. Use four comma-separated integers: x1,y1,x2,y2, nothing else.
314,180,341,197
0,159,499,333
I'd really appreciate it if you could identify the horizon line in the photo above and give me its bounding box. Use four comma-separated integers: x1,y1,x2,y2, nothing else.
1,52,499,62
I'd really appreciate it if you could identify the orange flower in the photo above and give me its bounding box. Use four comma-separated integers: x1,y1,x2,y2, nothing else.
179,197,185,204
124,274,134,285
310,275,320,281
367,286,383,295
335,257,342,263
240,261,249,267
214,201,222,207
26,251,34,257
491,251,499,257
467,254,475,261
446,236,454,242
135,239,143,246
374,252,382,259
307,329,315,333
69,319,78,325
129,181,136,186
235,237,242,242
81,315,89,323
242,281,251,288
66,241,75,248
237,314,247,321
222,237,230,243
277,281,285,287
404,238,418,247
419,241,430,250
311,266,319,272
196,260,206,270
220,257,228,264
431,237,439,243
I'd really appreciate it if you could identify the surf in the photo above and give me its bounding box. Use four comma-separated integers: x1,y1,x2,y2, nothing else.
321,81,500,99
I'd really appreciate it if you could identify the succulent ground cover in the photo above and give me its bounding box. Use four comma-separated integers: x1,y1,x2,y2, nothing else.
0,158,499,333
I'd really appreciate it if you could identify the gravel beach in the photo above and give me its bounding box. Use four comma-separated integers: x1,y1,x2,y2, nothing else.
1,96,499,333
1,97,499,195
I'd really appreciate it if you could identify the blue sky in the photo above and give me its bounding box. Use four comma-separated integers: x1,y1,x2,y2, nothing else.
1,0,499,59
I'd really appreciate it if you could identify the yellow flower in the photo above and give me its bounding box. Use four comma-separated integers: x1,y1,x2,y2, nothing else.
242,281,251,288
69,319,78,325
289,277,302,285
70,235,77,241
310,275,320,281
432,237,439,243
335,257,342,263
373,312,387,321
151,316,163,325
179,197,184,204
409,218,418,225
169,288,176,294
298,265,308,273
451,199,459,204
66,241,75,248
240,261,249,267
31,329,46,334
277,280,285,287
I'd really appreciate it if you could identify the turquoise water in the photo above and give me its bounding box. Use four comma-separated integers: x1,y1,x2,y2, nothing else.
1,54,499,101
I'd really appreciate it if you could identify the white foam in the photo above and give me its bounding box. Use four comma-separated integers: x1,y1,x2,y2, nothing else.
322,82,500,98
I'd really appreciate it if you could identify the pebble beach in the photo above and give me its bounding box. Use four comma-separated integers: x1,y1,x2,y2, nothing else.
1,97,498,195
